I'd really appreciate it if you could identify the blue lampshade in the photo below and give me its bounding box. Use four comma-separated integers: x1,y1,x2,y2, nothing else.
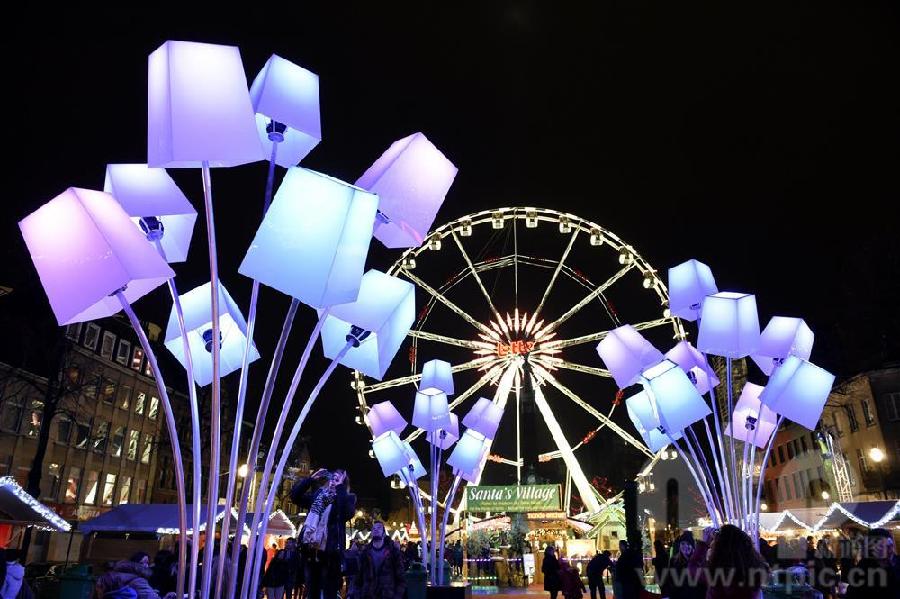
751,317,815,376
668,259,718,321
249,54,321,167
318,270,416,380
429,413,459,450
759,356,834,430
240,168,378,309
148,40,263,168
103,164,197,263
625,390,683,453
163,281,260,386
401,441,427,481
641,360,711,433
372,432,407,477
596,325,664,388
725,383,778,449
412,391,452,433
461,398,503,441
697,292,761,358
356,133,458,249
447,429,488,479
664,340,720,395
367,401,407,439
420,359,455,395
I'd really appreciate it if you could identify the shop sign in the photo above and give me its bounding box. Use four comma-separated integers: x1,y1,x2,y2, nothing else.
466,484,561,512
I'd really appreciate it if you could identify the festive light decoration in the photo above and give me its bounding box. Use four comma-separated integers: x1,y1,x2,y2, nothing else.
596,325,664,388
366,401,407,439
640,360,711,434
668,259,717,321
724,383,778,449
751,316,815,376
697,292,761,358
428,413,460,450
665,340,720,395
0,476,71,531
625,390,684,453
759,356,834,430
420,358,455,395
461,397,504,440
372,431,408,477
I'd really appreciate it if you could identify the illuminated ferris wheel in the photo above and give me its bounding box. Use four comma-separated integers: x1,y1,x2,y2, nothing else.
352,207,684,514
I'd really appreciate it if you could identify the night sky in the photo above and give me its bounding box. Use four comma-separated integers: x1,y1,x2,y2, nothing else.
3,4,898,509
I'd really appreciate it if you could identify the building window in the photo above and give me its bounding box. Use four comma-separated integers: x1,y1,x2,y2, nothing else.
111,427,125,458
127,431,140,460
141,434,154,464
885,393,900,422
844,405,859,433
82,375,99,400
793,473,804,499
832,412,844,436
25,400,44,437
131,347,144,371
862,400,876,426
799,436,808,453
83,470,99,505
857,449,869,474
118,386,131,410
99,378,117,404
782,477,791,501
56,416,71,444
65,322,83,341
1,397,23,433
116,340,131,365
119,476,132,505
787,443,795,460
14,467,29,487
102,473,117,506
92,420,109,453
148,397,159,421
101,331,116,360
65,467,81,504
84,323,101,350
44,463,61,501
74,422,91,450
777,446,785,464
799,470,810,497
135,393,146,415
143,360,153,378
135,479,147,503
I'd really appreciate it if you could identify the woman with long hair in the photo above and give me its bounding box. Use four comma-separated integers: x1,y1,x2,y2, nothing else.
705,525,770,599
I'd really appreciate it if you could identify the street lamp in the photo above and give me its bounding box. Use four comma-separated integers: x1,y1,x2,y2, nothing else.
821,491,830,501
237,464,249,479
869,447,887,499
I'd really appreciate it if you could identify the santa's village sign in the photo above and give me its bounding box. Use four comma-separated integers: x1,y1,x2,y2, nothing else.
466,484,561,512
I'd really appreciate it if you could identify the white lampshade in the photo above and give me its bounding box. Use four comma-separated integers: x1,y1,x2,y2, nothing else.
697,292,761,358
665,340,720,395
401,441,427,481
447,429,488,478
318,270,416,380
750,317,815,376
429,413,460,450
625,390,683,453
420,359,455,395
249,54,321,167
239,167,378,309
641,360,711,433
103,164,197,263
668,259,718,321
163,282,260,386
759,356,834,430
725,383,778,448
412,391,452,433
373,432,407,477
596,325,664,388
366,401,407,439
461,398,503,441
356,132,458,249
19,188,174,325
148,40,263,168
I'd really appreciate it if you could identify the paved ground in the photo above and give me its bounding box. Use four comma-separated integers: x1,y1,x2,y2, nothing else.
470,585,615,598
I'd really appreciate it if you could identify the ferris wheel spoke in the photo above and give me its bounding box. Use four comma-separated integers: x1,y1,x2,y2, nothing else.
400,268,492,336
543,317,674,351
450,231,507,336
542,264,634,335
533,356,611,378
530,362,655,460
362,356,495,395
408,330,493,351
530,229,579,327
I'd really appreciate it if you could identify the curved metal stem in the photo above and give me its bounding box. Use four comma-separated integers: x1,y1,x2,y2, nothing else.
116,293,186,599
726,357,740,526
686,427,723,526
753,416,783,543
439,475,462,584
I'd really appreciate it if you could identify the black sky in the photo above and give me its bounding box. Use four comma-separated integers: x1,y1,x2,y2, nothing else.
2,4,899,507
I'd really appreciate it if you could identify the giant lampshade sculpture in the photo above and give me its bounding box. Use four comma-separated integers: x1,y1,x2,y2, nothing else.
367,401,408,439
19,188,189,597
668,258,717,321
640,360,711,434
596,324,665,388
356,132,458,249
461,397,504,440
665,340,720,395
760,356,834,430
624,390,684,453
412,391,453,433
420,358,455,395
751,317,815,376
725,383,778,449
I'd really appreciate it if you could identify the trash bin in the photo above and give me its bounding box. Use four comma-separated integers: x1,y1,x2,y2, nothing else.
406,561,428,599
58,564,94,599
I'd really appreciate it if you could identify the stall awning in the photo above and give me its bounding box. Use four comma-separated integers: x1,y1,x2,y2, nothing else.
245,509,297,537
80,504,240,535
759,501,900,533
0,477,70,531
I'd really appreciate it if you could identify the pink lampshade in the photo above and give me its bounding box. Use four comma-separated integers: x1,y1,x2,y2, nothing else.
366,401,408,439
356,133,457,249
412,391,452,433
750,317,815,376
372,432,407,477
665,340,720,395
461,398,503,441
759,356,834,430
429,413,459,450
667,259,718,322
596,325,664,388
19,188,174,325
697,292,761,359
447,429,489,480
724,383,778,449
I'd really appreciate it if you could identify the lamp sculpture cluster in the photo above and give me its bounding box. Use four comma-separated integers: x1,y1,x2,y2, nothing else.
598,259,835,539
19,40,457,599
369,362,504,584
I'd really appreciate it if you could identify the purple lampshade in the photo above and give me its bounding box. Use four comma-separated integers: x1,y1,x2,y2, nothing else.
148,40,263,168
697,292,761,358
461,398,503,441
665,340,720,395
759,356,834,430
19,188,174,325
356,133,457,249
625,390,683,453
750,317,815,376
420,359,455,396
428,413,459,450
401,441,427,481
641,360,712,433
249,54,321,167
724,383,778,449
447,429,488,479
412,391,452,433
103,164,197,263
372,432,407,477
366,401,408,439
596,325,665,388
668,259,718,321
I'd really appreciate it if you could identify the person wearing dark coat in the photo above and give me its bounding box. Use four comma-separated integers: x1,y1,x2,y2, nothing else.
845,528,900,598
263,549,290,599
542,545,561,599
613,540,644,599
148,550,176,597
585,551,611,599
357,522,406,599
292,469,356,599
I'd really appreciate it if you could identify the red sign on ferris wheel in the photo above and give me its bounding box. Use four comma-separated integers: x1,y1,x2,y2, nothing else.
496,340,535,357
